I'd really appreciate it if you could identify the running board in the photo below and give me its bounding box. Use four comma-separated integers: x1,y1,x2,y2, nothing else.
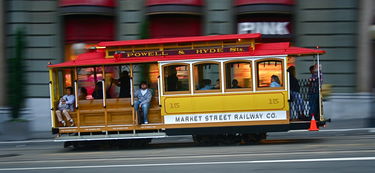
54,132,167,142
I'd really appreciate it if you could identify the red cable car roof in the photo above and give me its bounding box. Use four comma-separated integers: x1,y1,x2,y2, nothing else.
49,41,325,68
98,33,262,47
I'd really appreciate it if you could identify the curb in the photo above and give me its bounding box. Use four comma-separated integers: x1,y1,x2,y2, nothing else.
1,128,375,145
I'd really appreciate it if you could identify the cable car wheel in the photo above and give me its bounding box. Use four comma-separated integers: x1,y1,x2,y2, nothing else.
241,133,267,144
193,134,242,146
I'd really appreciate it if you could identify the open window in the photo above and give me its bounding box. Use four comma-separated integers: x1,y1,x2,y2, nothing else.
163,64,190,94
54,68,76,99
104,65,131,99
224,61,252,91
77,66,104,100
256,59,284,90
193,62,221,93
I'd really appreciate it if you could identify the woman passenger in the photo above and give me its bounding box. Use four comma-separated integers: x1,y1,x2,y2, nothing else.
92,82,103,99
79,87,87,100
270,75,281,87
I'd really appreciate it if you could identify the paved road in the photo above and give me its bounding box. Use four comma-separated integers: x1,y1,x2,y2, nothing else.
0,129,374,173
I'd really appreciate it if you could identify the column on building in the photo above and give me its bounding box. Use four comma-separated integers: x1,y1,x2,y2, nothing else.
295,0,358,93
234,0,294,42
145,0,204,38
0,0,5,107
59,0,116,61
205,0,234,35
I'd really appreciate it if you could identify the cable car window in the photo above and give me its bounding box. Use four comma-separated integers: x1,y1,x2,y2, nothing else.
105,65,130,98
225,61,252,90
193,62,220,92
257,60,284,89
133,63,159,95
163,64,190,93
77,67,103,99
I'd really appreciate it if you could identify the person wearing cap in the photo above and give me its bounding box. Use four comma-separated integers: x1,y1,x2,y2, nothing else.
133,81,152,124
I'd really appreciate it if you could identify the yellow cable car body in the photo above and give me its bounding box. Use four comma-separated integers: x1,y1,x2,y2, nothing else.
47,34,327,145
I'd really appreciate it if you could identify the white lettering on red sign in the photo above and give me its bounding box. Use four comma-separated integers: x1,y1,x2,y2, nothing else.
238,22,290,35
164,111,287,124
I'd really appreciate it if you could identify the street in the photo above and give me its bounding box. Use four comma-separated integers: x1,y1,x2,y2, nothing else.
0,129,374,173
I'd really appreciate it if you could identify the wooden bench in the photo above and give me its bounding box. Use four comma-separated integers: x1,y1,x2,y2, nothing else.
55,97,162,127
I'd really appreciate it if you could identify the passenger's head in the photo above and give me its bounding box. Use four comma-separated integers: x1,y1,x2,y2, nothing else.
80,87,87,95
121,71,129,78
66,87,73,95
232,79,239,87
309,65,315,74
140,81,148,90
287,66,296,77
203,79,211,86
95,82,102,90
169,67,177,75
271,75,280,84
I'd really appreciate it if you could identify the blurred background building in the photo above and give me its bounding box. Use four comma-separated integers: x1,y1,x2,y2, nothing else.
0,0,374,133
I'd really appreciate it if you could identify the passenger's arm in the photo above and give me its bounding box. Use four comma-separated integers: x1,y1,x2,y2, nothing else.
141,91,152,105
66,95,75,105
133,90,139,100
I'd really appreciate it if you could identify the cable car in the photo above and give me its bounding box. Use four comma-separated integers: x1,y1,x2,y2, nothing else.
48,33,328,147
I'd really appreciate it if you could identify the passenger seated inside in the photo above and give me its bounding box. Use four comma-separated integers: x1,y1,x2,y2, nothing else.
134,82,152,124
270,75,281,87
199,79,212,90
166,67,178,91
92,82,103,99
56,87,75,127
232,79,241,88
214,79,220,89
111,71,131,98
79,87,87,100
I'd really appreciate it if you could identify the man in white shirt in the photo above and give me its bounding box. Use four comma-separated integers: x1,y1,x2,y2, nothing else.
134,82,152,124
56,87,75,127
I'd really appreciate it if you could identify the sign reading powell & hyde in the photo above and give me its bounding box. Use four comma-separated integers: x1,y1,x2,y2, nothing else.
113,46,249,58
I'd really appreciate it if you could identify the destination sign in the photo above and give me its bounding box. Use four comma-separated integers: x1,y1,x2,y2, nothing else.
113,47,249,58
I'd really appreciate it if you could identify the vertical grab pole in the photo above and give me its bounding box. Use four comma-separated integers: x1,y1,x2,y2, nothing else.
130,77,134,106
74,68,80,134
48,81,55,128
221,61,225,94
157,76,161,106
101,80,106,108
102,66,108,135
287,71,291,121
316,51,322,121
74,80,78,109
130,64,137,129
287,72,291,101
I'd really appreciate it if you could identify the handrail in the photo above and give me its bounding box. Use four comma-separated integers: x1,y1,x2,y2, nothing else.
74,80,78,109
157,75,161,106
49,81,54,110
101,79,106,108
48,81,55,128
130,77,134,106
286,72,292,101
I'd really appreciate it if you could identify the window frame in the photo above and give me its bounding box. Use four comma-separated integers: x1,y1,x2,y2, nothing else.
162,63,191,95
192,61,222,94
255,58,285,91
223,60,253,92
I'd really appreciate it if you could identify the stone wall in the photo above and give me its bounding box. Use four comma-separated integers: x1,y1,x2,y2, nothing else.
6,0,60,98
295,0,358,93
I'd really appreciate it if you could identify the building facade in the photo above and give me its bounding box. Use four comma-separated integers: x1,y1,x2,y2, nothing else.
1,0,374,132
